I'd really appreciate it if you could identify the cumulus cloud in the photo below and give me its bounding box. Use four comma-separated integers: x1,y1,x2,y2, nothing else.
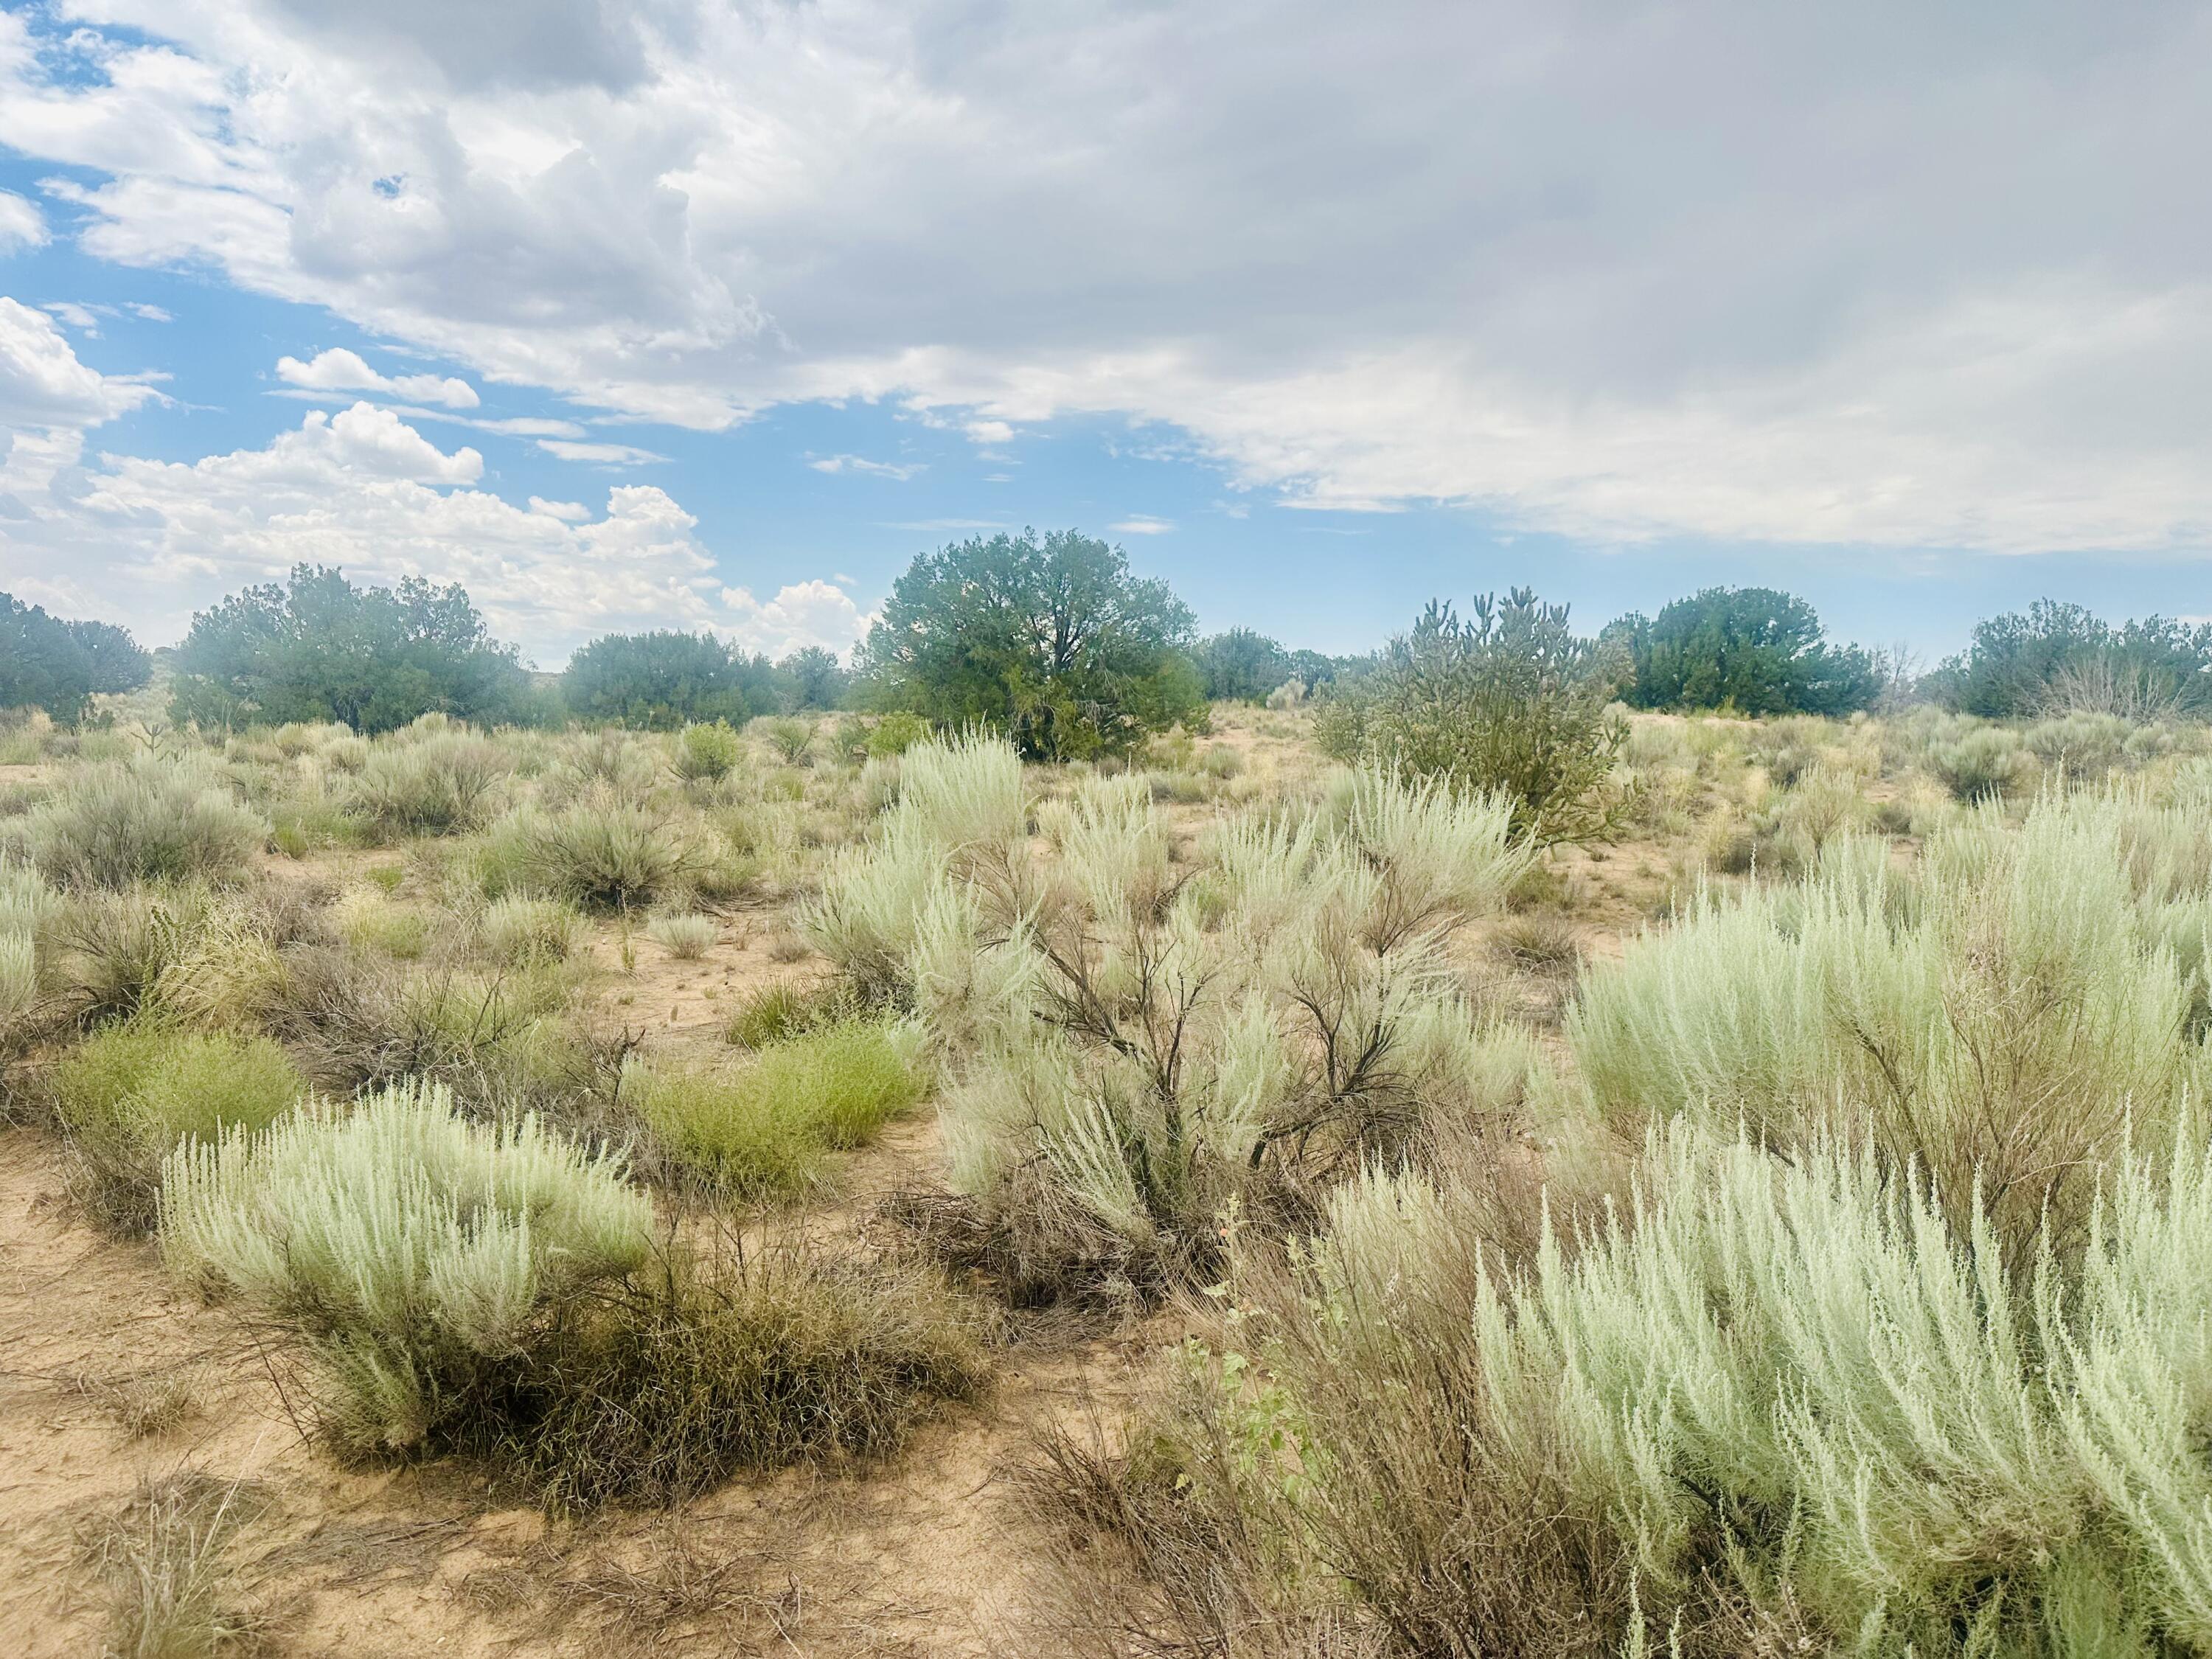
277,347,479,408
0,296,156,428
4,4,2212,552
0,402,867,661
0,190,47,252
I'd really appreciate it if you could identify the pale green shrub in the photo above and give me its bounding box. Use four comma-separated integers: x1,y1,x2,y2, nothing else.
24,757,265,888
895,731,1026,849
1927,723,2030,801
2027,710,2131,777
56,1021,302,1233
482,800,703,911
161,1079,652,1457
759,717,814,765
1065,1124,2212,1657
646,912,718,959
629,1021,925,1198
1571,801,2196,1264
477,895,584,967
347,731,508,835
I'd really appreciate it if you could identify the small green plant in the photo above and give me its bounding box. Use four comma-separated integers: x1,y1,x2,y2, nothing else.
864,711,931,759
630,1023,925,1199
55,1021,303,1233
724,979,844,1048
479,895,585,967
674,720,744,782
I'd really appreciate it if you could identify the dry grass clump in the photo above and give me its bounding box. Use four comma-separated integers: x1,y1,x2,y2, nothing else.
22,756,265,888
55,1020,303,1233
645,912,718,959
0,858,50,1039
723,978,846,1048
628,1021,927,1199
481,799,709,911
79,1472,272,1659
477,894,585,966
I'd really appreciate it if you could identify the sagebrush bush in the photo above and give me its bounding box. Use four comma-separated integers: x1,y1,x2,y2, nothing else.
346,731,509,835
483,799,703,911
1571,803,2198,1265
1927,723,2030,801
161,1079,653,1457
1043,1124,2212,1657
24,756,264,888
55,1021,302,1233
629,1021,926,1198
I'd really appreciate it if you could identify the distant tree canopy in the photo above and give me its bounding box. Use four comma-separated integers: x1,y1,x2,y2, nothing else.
169,566,527,734
1609,587,1880,717
1929,599,2212,720
1195,628,1292,702
563,630,758,728
780,644,850,711
856,528,1206,760
0,593,153,723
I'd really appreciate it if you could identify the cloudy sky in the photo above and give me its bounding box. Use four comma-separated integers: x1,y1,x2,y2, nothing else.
1,1,2209,667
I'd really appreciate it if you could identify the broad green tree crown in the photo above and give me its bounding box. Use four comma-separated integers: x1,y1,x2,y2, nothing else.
1610,586,1880,716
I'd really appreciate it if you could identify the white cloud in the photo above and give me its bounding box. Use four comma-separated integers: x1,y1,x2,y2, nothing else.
125,302,172,321
276,347,479,409
538,437,667,465
1109,515,1174,535
0,189,46,253
0,403,865,661
5,6,2212,553
476,415,587,438
41,300,103,334
809,453,922,480
0,295,156,428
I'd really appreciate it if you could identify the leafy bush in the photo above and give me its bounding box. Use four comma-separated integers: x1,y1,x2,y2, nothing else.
161,1079,654,1458
0,591,150,723
864,710,931,758
24,756,265,888
629,1022,925,1198
170,564,528,734
347,731,509,835
673,720,743,781
855,529,1206,761
646,912,717,959
1343,589,1627,846
55,1022,302,1233
1609,585,1881,714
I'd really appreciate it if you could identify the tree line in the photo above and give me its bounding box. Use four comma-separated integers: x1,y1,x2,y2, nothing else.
7,535,2208,749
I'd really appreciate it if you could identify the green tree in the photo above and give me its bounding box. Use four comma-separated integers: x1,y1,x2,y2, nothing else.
1350,589,1627,846
1610,587,1881,716
855,529,1205,760
1935,599,2212,718
778,645,850,710
170,566,527,734
1194,627,1291,702
0,594,151,723
562,630,753,728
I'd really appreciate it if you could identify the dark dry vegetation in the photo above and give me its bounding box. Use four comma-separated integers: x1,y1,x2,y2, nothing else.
10,547,2212,1655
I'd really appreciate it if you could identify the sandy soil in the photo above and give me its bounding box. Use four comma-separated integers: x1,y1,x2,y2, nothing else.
0,1110,1154,1658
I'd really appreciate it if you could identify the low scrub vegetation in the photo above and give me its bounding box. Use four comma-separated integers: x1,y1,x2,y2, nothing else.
19,756,265,888
630,1021,926,1199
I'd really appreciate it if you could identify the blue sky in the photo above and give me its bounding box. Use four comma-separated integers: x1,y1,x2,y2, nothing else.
3,2,2210,668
